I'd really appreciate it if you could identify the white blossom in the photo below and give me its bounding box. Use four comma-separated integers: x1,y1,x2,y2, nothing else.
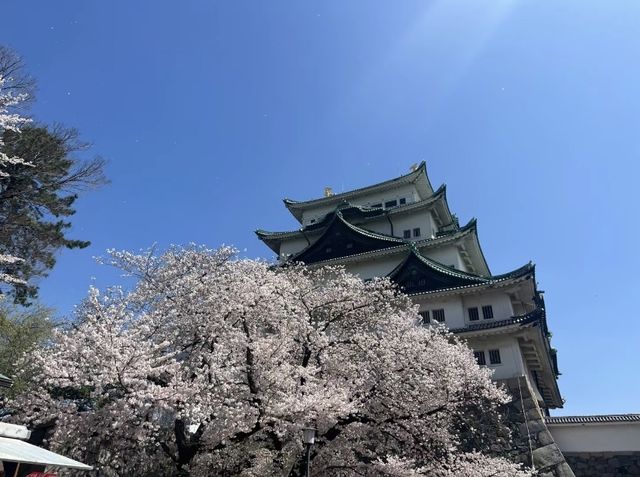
9,246,532,476
0,74,32,173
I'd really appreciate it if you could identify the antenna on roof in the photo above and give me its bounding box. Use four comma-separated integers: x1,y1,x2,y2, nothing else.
324,186,334,197
410,163,418,172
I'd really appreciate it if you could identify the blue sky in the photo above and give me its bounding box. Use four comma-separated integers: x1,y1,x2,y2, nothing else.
2,1,639,416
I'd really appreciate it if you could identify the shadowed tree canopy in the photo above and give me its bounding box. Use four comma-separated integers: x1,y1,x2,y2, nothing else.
0,125,107,303
0,303,55,399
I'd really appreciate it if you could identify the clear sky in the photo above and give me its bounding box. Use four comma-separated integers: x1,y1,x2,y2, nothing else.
2,1,639,417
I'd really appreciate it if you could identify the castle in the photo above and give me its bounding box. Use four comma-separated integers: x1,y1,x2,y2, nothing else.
258,162,560,408
256,163,639,477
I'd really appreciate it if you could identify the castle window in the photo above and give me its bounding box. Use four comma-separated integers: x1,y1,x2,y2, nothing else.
432,309,445,323
413,228,421,238
468,307,479,321
399,198,406,205
403,230,411,239
346,243,353,249
474,351,486,366
489,349,501,365
419,310,430,324
482,305,494,320
325,247,332,253
385,200,398,208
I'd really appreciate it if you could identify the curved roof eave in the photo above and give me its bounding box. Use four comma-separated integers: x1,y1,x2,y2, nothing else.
299,224,479,268
434,185,454,227
388,245,489,284
404,261,535,298
456,218,491,277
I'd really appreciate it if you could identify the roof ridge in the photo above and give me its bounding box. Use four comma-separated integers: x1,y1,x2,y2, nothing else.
288,210,407,264
546,414,640,424
404,244,488,282
283,161,430,207
336,211,406,243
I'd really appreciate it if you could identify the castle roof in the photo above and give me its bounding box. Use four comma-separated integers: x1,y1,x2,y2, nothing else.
389,245,530,295
256,185,450,254
280,214,526,295
283,217,481,268
289,210,406,264
283,161,434,222
448,308,544,335
546,414,640,425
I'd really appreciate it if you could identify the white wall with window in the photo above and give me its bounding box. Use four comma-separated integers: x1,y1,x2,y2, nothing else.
352,212,433,240
415,296,465,329
462,292,514,324
465,335,525,380
392,212,435,241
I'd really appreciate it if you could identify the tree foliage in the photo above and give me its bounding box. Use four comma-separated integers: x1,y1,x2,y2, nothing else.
9,246,531,477
0,126,107,303
0,303,55,398
0,46,107,303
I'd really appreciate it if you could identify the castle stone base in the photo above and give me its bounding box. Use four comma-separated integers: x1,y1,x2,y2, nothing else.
498,376,575,477
563,453,640,476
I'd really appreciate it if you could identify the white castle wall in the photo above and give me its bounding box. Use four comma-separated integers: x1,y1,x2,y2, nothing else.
347,255,401,279
550,422,640,453
423,245,467,271
465,335,526,380
414,295,466,329
461,292,515,324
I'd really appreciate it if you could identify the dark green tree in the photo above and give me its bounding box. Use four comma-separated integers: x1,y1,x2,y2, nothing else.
0,303,55,397
0,45,107,304
0,125,107,303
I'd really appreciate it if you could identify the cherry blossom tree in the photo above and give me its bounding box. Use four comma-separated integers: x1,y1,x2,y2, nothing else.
9,246,532,477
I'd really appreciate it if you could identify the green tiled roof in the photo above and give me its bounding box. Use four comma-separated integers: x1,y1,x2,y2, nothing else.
449,308,543,334
388,244,533,295
298,221,477,268
291,211,406,264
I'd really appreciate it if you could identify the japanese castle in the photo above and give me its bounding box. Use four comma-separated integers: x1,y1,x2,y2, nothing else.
257,162,562,411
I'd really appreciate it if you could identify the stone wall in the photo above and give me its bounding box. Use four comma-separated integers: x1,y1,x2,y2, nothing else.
564,452,640,476
498,376,575,477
